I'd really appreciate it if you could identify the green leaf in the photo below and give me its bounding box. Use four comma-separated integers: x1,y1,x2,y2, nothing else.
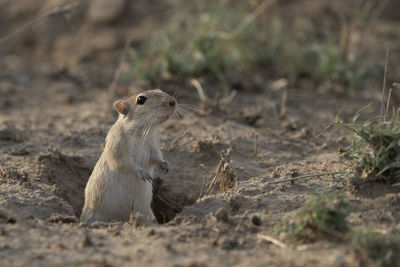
363,116,382,127
353,103,372,123
377,162,400,176
393,82,400,90
334,107,345,123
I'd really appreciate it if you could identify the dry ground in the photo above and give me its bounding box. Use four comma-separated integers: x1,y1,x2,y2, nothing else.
0,1,400,266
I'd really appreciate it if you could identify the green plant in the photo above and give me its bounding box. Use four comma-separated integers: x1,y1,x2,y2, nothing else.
281,32,380,92
130,0,268,85
351,231,400,267
130,1,380,92
275,193,349,241
335,100,400,184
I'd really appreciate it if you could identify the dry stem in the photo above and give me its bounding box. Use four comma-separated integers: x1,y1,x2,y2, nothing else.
380,48,389,119
206,148,237,194
266,171,351,185
0,2,80,45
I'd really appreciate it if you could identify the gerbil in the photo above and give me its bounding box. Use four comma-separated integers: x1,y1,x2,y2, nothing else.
80,89,176,223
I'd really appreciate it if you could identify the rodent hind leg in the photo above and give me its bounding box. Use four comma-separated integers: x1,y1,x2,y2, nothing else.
133,180,155,222
80,208,109,223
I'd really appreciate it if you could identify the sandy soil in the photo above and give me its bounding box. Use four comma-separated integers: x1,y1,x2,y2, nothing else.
0,1,400,266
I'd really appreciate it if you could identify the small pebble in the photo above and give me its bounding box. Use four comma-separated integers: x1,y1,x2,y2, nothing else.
148,229,156,236
215,207,229,223
215,236,238,250
7,217,16,224
251,215,261,226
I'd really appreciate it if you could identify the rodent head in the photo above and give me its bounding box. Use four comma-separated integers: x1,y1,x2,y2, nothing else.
113,89,177,127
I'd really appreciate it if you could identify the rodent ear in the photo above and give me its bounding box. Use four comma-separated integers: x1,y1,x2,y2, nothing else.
114,100,130,116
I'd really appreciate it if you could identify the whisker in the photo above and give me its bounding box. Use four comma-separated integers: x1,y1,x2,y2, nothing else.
139,123,148,142
146,111,161,139
179,104,199,108
178,104,200,112
145,114,158,140
139,112,157,142
175,109,184,119
172,89,180,98
176,106,187,112
177,108,196,115
179,107,190,115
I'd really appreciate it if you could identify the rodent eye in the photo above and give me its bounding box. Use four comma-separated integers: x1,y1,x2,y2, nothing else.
136,96,147,105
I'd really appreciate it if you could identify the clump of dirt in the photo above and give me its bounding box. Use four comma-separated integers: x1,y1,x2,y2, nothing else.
37,148,93,216
0,209,17,224
0,167,30,187
192,135,226,162
347,174,399,199
0,124,26,143
48,214,78,224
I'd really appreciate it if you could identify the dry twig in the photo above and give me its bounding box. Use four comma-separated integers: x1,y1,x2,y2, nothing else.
191,79,236,113
0,1,80,45
253,134,259,156
265,171,351,185
381,48,389,118
257,234,287,249
230,0,276,39
206,148,237,194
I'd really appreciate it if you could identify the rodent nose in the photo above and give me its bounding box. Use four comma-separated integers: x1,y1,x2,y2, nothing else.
169,100,176,107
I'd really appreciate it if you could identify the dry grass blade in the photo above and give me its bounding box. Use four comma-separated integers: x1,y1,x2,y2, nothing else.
191,79,207,102
266,171,351,185
380,48,389,118
198,174,206,200
384,88,392,122
191,79,236,113
280,89,288,118
257,234,287,248
0,1,80,45
154,194,180,211
219,90,237,105
168,131,189,152
108,37,133,102
230,0,276,39
253,134,259,156
206,148,237,194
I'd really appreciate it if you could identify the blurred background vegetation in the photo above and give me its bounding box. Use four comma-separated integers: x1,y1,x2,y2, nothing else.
0,0,399,97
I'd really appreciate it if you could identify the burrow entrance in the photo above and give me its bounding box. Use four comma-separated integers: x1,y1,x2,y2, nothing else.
38,149,193,223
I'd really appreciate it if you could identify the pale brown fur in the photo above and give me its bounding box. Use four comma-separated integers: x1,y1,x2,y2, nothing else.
80,89,176,223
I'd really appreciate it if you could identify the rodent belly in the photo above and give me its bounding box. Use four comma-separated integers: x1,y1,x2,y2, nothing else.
105,175,135,220
130,146,151,169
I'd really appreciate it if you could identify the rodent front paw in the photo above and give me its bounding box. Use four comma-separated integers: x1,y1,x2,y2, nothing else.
137,167,152,183
159,160,169,174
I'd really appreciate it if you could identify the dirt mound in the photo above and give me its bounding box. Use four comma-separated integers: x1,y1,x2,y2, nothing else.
0,167,30,187
37,148,93,216
0,124,27,143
